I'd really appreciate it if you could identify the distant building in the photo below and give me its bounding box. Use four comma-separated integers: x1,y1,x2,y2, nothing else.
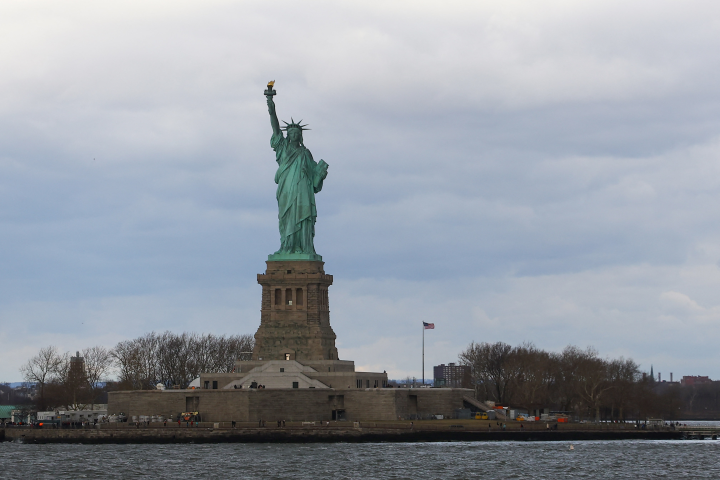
0,384,34,404
433,363,471,389
69,351,87,382
681,375,712,386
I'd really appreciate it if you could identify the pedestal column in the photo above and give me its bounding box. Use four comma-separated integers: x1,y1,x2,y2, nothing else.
252,261,339,361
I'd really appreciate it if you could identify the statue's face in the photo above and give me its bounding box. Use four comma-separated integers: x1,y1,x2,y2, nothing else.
288,128,302,143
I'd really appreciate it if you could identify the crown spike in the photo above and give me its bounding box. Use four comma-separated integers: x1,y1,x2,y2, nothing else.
280,118,310,131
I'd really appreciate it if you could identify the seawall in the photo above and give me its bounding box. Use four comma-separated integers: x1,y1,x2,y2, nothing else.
3,425,683,444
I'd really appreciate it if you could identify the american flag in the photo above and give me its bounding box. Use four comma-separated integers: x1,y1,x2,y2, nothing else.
423,322,435,330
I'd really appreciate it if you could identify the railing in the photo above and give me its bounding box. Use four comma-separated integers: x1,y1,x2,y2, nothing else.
677,426,720,433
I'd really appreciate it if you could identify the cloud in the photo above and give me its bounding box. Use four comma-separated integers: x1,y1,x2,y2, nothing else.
660,291,703,311
2,0,720,380
334,256,720,378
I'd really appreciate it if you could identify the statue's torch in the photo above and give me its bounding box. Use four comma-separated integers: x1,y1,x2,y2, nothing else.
264,80,276,98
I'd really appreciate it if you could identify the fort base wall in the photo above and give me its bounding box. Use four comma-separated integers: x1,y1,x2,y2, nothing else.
108,388,472,423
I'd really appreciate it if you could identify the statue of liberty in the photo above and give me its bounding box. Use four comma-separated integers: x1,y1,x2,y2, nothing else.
265,82,328,260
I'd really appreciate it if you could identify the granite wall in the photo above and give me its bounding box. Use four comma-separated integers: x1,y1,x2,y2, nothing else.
109,388,472,423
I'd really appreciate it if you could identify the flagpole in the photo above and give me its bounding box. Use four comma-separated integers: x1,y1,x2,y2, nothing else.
422,323,425,386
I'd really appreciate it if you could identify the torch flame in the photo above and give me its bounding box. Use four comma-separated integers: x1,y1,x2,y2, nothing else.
267,80,275,88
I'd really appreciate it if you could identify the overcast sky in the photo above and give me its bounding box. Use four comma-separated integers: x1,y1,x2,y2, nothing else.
2,0,720,382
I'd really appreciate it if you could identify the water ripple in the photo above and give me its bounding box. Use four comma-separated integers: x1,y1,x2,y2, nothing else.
0,440,718,479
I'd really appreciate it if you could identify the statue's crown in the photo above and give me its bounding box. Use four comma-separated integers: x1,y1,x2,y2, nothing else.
281,118,310,131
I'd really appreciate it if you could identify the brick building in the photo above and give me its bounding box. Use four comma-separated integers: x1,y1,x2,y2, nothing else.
433,363,471,389
681,375,712,386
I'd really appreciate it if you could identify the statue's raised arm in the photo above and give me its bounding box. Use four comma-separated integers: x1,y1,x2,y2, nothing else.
265,81,281,136
263,81,328,261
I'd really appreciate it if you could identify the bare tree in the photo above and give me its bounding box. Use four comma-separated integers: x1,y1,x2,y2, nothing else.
459,341,519,405
111,331,255,390
511,343,553,410
549,346,584,413
606,357,639,421
456,340,720,421
82,346,113,409
112,335,159,390
19,345,65,410
570,347,613,422
223,334,255,369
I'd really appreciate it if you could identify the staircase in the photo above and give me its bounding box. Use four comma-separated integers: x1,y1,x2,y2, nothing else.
462,396,507,420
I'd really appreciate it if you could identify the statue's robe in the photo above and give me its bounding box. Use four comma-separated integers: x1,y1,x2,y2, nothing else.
271,132,327,254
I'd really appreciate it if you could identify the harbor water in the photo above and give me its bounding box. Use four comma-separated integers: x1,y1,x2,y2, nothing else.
1,438,719,479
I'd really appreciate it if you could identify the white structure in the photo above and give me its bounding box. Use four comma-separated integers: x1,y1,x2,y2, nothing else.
11,410,32,424
36,409,108,422
224,361,330,389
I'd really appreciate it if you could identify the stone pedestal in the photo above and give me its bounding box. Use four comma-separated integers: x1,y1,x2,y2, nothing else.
252,260,339,361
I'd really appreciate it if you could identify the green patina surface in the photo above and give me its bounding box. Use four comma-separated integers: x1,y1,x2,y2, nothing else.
0,405,20,419
265,83,328,261
267,252,323,262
